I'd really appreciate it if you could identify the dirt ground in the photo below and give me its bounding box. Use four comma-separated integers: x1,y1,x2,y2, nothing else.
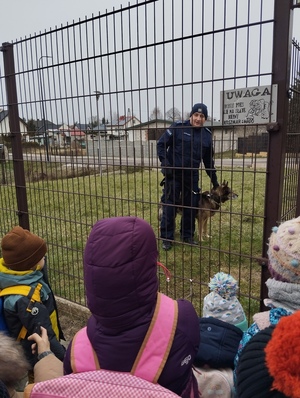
56,297,90,343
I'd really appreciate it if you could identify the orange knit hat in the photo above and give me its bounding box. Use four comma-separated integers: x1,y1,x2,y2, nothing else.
265,310,300,397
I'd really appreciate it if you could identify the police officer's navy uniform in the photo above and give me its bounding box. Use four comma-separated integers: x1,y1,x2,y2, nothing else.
157,118,218,245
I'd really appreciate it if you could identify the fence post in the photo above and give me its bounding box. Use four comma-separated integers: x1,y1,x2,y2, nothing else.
0,42,29,230
260,0,293,310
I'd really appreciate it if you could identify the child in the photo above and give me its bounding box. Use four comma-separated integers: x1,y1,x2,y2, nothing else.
63,216,200,397
236,310,300,398
0,226,65,370
194,272,247,370
234,216,300,390
203,272,248,332
0,326,64,398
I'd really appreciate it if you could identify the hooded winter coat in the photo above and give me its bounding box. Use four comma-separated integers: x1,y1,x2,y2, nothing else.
63,216,200,396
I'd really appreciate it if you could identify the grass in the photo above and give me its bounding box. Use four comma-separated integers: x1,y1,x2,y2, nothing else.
0,158,267,319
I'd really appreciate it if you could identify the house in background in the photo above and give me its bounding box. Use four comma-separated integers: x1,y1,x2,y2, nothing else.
75,123,90,133
60,126,86,148
0,109,28,139
126,119,172,142
26,119,60,146
205,120,267,154
106,109,141,141
91,123,107,140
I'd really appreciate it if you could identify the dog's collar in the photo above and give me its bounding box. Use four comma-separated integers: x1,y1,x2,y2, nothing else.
207,193,222,205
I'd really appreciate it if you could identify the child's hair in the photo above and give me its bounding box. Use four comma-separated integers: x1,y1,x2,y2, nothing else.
0,332,30,388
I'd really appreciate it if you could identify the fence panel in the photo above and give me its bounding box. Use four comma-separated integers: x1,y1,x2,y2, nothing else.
0,0,298,319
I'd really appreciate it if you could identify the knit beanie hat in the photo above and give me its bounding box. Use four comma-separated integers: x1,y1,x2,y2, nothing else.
1,226,47,271
236,310,300,398
267,216,300,284
203,272,248,331
190,103,208,119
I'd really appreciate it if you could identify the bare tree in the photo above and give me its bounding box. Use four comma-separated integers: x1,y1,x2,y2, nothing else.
149,106,163,120
88,115,99,128
165,107,181,121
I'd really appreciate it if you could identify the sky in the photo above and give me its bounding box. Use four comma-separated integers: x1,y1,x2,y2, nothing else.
0,0,136,43
0,1,299,125
1,0,299,45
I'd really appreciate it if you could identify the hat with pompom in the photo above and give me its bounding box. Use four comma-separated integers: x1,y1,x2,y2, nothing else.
203,272,248,331
267,216,300,283
1,226,47,271
236,310,300,398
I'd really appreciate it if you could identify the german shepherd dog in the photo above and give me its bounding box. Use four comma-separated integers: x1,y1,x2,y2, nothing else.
158,180,238,242
196,180,238,241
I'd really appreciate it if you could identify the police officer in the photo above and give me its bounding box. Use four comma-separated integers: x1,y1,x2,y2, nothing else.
157,103,219,251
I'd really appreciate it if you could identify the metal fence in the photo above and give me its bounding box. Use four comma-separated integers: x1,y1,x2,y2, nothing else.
0,0,300,319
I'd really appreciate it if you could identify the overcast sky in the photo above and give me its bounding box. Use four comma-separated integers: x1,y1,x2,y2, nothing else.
1,0,299,44
0,1,299,124
0,0,135,43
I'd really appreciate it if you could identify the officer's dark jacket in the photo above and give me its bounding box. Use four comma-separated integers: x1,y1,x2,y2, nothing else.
157,120,218,186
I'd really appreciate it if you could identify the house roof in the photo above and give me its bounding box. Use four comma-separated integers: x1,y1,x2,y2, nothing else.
64,129,86,137
126,119,172,130
0,110,28,127
108,115,140,127
92,124,107,132
59,124,71,131
35,119,59,131
75,123,90,132
0,110,9,123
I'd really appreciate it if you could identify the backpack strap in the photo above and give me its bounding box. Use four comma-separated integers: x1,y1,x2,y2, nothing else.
0,283,42,302
131,292,178,383
70,293,178,384
70,327,100,373
0,283,42,341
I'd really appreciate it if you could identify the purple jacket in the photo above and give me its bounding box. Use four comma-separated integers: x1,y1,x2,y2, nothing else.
63,217,200,396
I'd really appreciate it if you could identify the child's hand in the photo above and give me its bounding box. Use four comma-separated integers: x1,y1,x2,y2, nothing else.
28,326,51,355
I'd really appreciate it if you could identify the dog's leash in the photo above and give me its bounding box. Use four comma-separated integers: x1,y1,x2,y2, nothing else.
157,261,171,282
157,262,195,300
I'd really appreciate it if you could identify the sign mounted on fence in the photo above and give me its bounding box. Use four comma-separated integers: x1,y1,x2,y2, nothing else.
220,85,277,125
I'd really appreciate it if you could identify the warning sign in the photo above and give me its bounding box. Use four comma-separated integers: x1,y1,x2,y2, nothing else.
221,85,277,125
